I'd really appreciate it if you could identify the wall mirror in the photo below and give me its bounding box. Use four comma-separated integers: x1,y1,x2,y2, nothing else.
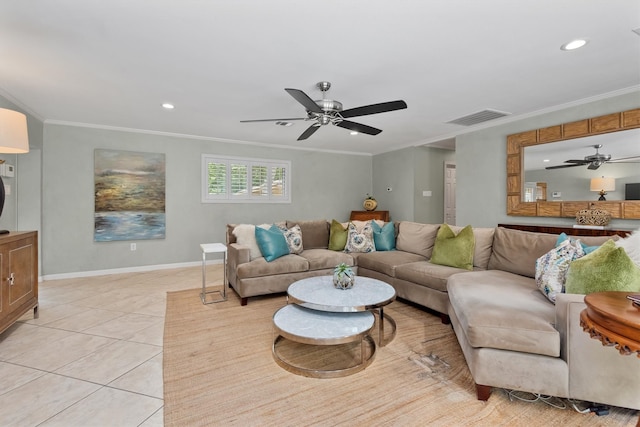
506,108,640,219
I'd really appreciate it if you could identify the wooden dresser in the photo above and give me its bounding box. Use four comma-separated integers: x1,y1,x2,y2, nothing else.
350,210,390,222
0,231,38,334
498,223,634,238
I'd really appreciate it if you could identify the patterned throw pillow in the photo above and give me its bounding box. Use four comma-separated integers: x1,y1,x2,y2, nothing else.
277,224,303,254
535,238,585,303
344,221,376,253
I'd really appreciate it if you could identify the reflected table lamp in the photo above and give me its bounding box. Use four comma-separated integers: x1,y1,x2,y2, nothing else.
590,176,615,201
0,108,30,235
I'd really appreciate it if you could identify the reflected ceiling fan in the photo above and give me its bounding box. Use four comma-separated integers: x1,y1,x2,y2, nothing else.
545,144,640,170
240,81,407,141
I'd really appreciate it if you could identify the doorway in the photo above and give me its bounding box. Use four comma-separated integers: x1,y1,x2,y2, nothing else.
444,161,456,225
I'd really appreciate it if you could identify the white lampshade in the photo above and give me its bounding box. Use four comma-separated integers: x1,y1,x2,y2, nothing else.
590,176,615,192
0,108,29,154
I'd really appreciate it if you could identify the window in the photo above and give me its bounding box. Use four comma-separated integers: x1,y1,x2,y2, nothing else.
202,155,291,203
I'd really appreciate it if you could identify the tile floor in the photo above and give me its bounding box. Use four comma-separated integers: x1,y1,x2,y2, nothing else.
0,264,222,427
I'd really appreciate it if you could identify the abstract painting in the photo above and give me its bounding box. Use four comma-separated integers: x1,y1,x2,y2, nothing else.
94,149,166,242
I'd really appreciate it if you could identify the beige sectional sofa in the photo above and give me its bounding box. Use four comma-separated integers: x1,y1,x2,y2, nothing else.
225,220,640,410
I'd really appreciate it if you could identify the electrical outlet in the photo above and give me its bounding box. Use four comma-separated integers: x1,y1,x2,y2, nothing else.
130,243,136,251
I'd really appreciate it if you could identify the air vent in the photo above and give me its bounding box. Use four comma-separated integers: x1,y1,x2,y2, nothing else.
446,109,511,126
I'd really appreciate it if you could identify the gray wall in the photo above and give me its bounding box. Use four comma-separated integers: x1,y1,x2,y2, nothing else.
372,146,455,224
41,124,372,275
456,91,640,228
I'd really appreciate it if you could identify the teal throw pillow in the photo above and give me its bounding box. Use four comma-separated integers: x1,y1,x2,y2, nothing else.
556,232,600,254
328,219,348,251
255,226,290,262
430,224,475,271
565,240,640,295
371,221,395,251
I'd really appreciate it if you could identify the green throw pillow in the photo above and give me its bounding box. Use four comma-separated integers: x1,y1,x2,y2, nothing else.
565,239,640,295
329,219,348,251
255,226,290,262
430,224,475,271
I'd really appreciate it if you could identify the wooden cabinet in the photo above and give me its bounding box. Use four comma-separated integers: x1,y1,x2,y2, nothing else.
498,223,632,238
350,210,390,222
0,231,38,334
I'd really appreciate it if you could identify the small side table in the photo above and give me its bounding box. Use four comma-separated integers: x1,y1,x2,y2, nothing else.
200,243,227,304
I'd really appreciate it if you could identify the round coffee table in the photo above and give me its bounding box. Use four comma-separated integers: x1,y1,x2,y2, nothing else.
272,304,376,378
287,275,397,346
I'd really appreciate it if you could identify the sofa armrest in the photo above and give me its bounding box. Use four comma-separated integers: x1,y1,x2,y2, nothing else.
227,243,251,288
555,293,640,409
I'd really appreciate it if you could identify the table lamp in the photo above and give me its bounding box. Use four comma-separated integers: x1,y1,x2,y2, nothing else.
0,108,30,234
590,176,615,201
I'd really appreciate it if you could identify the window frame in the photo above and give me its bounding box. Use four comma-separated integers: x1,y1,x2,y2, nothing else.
201,154,291,203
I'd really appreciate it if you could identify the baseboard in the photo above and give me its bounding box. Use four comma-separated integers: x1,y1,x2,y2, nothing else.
41,259,223,281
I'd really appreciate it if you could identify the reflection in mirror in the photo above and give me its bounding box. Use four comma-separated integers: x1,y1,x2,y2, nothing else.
524,128,640,202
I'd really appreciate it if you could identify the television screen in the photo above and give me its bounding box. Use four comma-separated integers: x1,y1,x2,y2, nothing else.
625,183,640,200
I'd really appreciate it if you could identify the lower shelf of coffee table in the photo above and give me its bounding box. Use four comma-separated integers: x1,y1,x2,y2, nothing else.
272,304,376,378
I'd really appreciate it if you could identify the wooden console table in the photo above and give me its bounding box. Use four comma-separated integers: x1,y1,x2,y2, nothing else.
498,223,633,238
350,210,389,222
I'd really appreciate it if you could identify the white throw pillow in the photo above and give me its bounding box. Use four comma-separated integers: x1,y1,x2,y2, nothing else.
232,224,270,260
344,222,376,253
535,238,585,303
615,228,640,268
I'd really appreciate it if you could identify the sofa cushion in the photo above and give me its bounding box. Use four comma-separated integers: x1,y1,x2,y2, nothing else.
277,224,303,255
395,261,469,292
345,221,376,253
396,222,440,258
236,254,309,279
328,219,348,251
450,225,495,269
301,248,354,271
447,270,560,357
565,239,640,295
430,224,475,270
371,221,396,251
489,228,616,279
357,250,426,277
286,219,329,249
255,226,290,262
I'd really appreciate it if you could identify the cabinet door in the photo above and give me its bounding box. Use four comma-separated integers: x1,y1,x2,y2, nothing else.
7,238,35,310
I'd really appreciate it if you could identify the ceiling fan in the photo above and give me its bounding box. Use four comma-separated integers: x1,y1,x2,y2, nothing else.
240,81,407,141
545,144,640,170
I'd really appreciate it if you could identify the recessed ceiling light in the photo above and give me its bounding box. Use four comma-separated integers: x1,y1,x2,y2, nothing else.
275,121,293,127
560,39,588,51
543,159,550,163
350,131,358,135
162,103,175,109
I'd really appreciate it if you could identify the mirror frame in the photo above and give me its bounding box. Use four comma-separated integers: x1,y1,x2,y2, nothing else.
506,108,640,219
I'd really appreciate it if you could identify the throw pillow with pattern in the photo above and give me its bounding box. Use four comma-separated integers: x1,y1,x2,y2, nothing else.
344,221,376,253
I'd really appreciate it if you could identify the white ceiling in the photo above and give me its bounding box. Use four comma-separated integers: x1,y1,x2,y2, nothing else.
0,1,639,155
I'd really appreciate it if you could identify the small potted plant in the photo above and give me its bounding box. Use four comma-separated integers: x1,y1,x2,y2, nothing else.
363,193,378,211
333,263,355,290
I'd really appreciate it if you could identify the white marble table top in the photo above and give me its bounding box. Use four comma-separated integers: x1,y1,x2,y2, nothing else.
288,275,396,312
273,304,374,343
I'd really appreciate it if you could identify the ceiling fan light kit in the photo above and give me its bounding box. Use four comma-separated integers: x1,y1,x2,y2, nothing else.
241,81,407,141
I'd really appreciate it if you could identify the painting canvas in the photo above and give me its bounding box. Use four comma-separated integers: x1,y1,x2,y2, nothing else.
94,149,166,242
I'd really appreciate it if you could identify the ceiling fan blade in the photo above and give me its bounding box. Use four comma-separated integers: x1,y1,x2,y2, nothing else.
297,124,320,141
336,120,382,135
608,155,640,162
285,88,323,113
564,159,589,164
545,163,583,170
240,118,307,123
340,100,407,118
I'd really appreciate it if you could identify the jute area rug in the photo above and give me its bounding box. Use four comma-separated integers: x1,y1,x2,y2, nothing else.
163,287,637,426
